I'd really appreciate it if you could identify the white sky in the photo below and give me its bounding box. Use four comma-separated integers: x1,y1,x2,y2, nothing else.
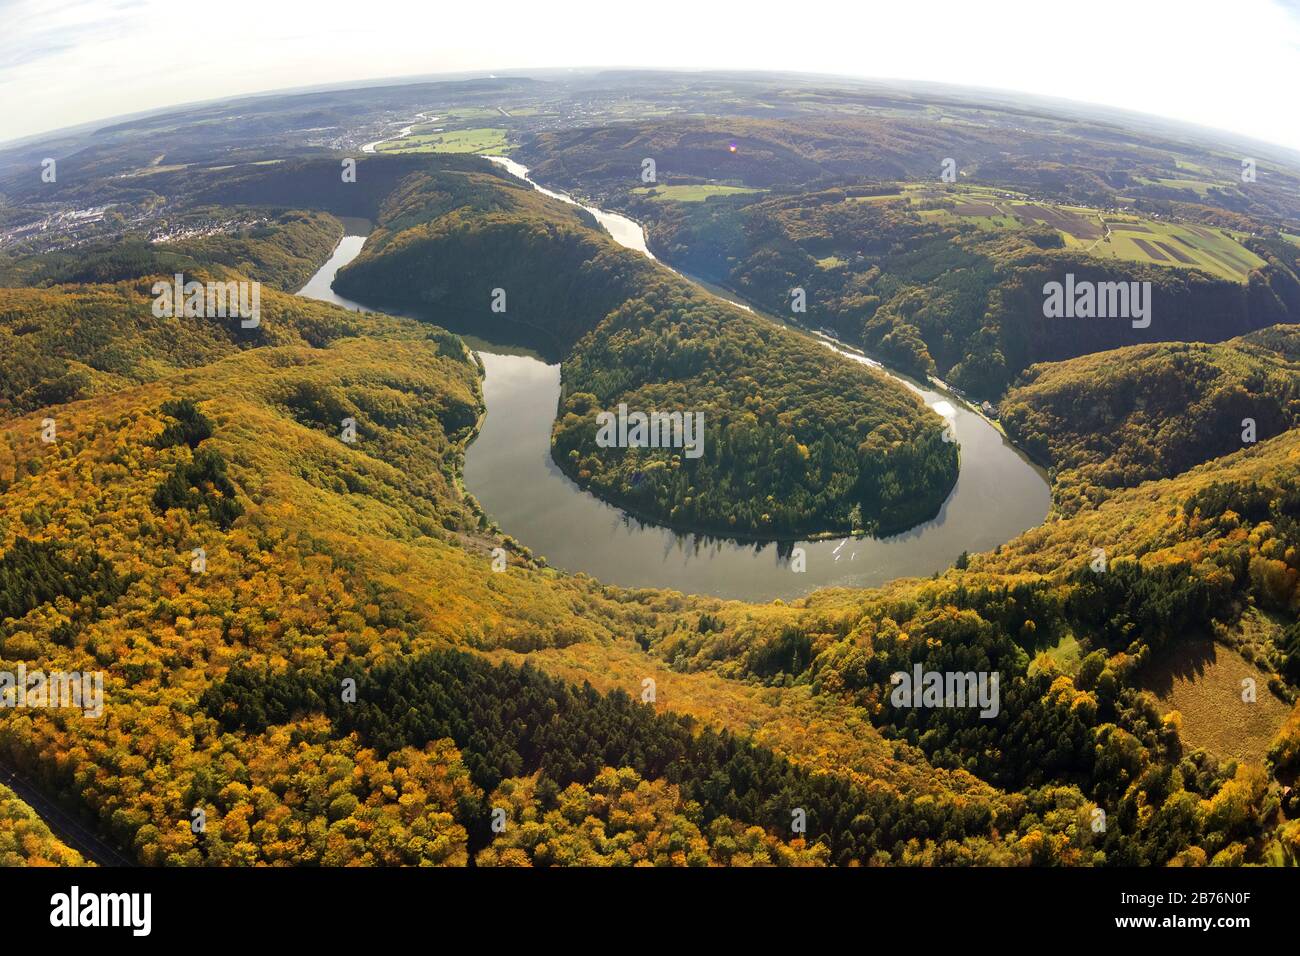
2,0,1299,150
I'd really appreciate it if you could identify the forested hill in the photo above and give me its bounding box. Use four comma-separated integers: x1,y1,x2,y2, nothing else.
624,185,1300,398
0,209,342,293
2,158,1300,867
515,114,1300,225
1001,326,1300,512
333,160,628,349
0,257,422,420
328,157,958,538
0,218,1048,867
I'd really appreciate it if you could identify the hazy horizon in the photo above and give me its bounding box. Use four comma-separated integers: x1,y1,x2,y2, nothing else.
3,0,1299,151
6,65,1300,164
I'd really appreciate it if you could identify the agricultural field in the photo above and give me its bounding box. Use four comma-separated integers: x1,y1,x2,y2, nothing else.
1092,218,1266,281
847,190,908,203
1174,157,1217,177
376,127,509,154
903,183,1265,281
438,106,506,121
631,184,767,202
1134,175,1217,196
121,162,191,177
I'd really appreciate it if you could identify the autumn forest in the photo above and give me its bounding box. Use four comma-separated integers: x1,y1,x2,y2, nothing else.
2,68,1300,892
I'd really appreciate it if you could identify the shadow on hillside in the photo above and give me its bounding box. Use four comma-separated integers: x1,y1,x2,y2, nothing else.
1138,635,1219,698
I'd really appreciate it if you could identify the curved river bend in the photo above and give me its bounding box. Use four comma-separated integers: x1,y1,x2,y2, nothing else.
297,161,1050,601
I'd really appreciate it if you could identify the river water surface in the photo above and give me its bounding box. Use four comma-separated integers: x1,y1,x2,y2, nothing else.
297,160,1050,600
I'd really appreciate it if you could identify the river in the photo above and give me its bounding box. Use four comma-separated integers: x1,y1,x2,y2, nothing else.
361,112,439,154
297,160,1050,601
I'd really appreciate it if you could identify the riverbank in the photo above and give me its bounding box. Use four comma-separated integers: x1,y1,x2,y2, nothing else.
295,164,1050,601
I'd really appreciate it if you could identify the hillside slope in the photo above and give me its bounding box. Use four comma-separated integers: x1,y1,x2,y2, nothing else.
2,156,1300,868
1002,326,1300,511
629,185,1300,398
330,158,957,537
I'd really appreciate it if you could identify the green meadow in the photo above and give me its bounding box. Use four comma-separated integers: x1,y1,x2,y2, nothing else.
1134,175,1216,197
376,127,509,154
904,183,1263,282
632,184,767,202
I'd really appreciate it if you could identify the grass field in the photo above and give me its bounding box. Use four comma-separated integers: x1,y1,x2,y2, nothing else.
1174,158,1216,177
902,183,1264,282
438,107,502,121
122,163,190,177
1140,637,1291,763
1135,175,1216,197
917,205,1021,231
375,127,508,154
848,190,906,203
632,184,767,202
1031,634,1082,677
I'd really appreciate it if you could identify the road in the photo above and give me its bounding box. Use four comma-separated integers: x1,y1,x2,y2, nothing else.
0,758,134,867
